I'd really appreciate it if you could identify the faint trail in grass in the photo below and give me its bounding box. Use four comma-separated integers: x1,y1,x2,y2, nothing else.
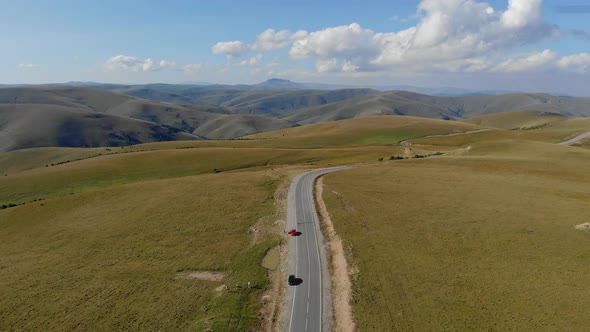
559,131,590,145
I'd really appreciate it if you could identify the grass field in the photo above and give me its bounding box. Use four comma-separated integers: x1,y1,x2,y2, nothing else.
322,140,590,331
0,170,281,330
3,113,590,331
0,145,399,206
414,116,590,148
247,115,482,148
462,110,567,130
0,116,415,330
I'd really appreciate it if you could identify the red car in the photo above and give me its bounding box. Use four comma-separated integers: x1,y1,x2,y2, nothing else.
287,228,297,236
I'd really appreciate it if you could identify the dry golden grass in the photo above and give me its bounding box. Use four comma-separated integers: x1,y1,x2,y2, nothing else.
323,140,590,331
0,115,488,177
415,116,590,147
2,113,590,331
0,147,110,174
0,137,399,330
247,115,482,148
463,110,566,130
0,146,396,206
0,170,279,330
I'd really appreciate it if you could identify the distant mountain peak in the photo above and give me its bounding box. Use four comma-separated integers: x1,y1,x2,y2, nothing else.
252,78,304,90
265,78,291,83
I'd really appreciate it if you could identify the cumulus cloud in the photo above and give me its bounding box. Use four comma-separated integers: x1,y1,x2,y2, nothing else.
212,29,308,58
251,29,308,51
211,0,583,75
372,0,556,66
239,54,263,67
289,23,375,60
433,58,493,73
183,63,205,74
211,41,249,58
501,0,543,28
288,0,558,73
18,63,37,69
342,60,359,72
315,58,339,73
158,60,177,69
491,49,557,73
558,53,590,73
104,55,176,72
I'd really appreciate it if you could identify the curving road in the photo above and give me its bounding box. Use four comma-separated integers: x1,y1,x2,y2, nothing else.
284,166,351,332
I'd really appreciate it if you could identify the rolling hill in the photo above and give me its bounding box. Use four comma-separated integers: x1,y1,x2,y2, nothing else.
247,115,482,148
117,85,378,116
284,91,590,124
0,87,296,151
2,99,590,330
463,110,567,129
0,104,201,152
282,93,458,124
2,84,590,152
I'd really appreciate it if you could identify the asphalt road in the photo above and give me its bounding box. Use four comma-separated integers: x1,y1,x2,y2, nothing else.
285,166,351,332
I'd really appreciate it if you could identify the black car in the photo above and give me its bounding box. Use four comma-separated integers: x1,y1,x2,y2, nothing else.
288,274,297,286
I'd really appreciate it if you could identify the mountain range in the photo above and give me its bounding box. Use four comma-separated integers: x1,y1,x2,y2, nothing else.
0,78,540,96
1,79,589,152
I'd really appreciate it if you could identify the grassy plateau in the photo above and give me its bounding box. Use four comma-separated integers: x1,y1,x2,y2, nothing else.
1,113,589,331
322,139,590,331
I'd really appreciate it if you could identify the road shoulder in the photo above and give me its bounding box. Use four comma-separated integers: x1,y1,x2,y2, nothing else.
314,176,357,332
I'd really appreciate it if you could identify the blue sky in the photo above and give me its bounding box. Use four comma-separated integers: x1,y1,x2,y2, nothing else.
2,0,590,95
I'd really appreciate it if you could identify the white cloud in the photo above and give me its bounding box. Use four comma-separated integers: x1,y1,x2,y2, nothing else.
342,60,359,72
433,58,493,72
183,63,205,74
251,29,307,51
372,0,555,66
501,0,543,29
210,0,576,75
211,41,249,58
283,0,557,73
212,29,308,58
18,63,37,69
103,55,176,72
159,60,176,69
491,49,557,73
289,23,375,60
291,30,309,41
558,53,590,73
239,54,263,67
315,58,339,73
